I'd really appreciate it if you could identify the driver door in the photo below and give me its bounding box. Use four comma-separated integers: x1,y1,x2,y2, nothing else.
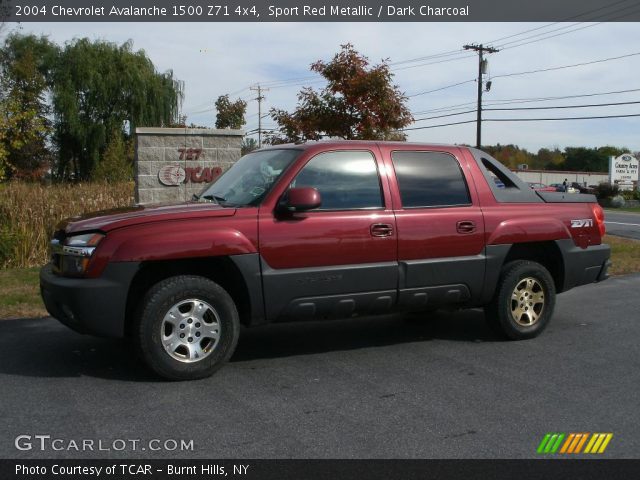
258,149,398,321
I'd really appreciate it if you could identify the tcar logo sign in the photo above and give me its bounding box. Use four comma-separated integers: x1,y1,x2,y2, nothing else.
158,165,187,186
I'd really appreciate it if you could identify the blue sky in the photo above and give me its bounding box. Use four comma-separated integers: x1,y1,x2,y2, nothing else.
6,21,640,152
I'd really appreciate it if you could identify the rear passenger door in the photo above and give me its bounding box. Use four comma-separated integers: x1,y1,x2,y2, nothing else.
383,147,486,308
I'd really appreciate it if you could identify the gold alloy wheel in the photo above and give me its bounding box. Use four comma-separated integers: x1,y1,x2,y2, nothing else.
510,277,545,326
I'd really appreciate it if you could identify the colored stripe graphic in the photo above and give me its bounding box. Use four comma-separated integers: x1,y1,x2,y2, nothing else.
537,434,552,454
560,433,575,454
537,433,565,454
585,433,613,454
574,433,589,453
539,433,613,454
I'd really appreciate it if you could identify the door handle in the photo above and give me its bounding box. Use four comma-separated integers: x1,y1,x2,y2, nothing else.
370,223,394,237
456,220,476,234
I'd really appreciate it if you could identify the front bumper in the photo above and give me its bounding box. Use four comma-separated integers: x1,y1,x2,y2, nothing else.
557,240,611,293
40,262,139,338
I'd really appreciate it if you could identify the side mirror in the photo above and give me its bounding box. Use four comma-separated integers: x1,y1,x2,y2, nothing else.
280,187,321,212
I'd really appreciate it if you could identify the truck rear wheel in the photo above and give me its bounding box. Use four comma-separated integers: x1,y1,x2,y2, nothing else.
485,260,555,340
135,275,240,380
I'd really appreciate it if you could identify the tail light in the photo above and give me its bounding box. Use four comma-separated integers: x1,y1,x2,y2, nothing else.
592,204,606,237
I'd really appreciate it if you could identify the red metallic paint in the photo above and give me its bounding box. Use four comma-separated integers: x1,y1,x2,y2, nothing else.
61,202,235,234
258,144,397,269
58,141,604,279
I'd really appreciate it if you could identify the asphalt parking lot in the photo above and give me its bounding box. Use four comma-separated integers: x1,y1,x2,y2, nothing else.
1,273,639,459
605,210,640,240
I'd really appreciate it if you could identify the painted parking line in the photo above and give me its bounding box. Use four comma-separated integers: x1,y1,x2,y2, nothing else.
605,221,640,227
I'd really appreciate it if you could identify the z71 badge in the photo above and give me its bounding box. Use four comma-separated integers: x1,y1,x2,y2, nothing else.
571,219,594,228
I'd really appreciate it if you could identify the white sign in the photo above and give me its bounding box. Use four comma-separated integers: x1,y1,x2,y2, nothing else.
609,154,639,191
158,165,186,186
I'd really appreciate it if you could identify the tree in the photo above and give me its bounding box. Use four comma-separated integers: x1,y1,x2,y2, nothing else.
51,38,183,179
563,147,608,172
92,130,133,182
215,95,247,129
536,147,565,170
483,144,534,169
0,34,56,179
241,137,258,155
268,44,413,143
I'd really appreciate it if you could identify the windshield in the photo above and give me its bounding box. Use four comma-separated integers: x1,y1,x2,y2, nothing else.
197,149,301,206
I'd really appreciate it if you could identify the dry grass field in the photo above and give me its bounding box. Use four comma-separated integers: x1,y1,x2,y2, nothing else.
0,181,134,269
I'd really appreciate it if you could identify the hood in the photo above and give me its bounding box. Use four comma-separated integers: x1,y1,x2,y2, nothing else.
58,202,236,235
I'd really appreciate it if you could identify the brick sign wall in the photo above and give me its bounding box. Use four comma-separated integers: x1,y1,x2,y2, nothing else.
135,127,244,204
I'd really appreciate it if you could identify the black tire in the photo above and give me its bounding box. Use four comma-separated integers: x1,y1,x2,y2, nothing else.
134,275,240,380
485,260,556,340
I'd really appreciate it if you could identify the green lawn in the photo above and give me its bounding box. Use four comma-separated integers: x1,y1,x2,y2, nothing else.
612,207,640,213
0,267,46,319
1,236,639,320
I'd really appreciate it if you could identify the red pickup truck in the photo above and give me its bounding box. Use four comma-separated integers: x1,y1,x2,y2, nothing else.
40,141,610,380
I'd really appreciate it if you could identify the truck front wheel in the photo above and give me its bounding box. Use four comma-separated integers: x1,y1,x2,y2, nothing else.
134,275,240,380
485,260,556,340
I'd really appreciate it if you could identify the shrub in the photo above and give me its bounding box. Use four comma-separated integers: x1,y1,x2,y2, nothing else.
610,195,626,208
620,190,636,200
594,182,619,200
92,133,134,182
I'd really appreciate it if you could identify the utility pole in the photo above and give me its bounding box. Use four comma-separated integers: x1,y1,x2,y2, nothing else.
463,44,499,148
250,84,269,148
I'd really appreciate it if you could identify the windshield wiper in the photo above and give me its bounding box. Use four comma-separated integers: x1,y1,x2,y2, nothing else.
203,193,226,202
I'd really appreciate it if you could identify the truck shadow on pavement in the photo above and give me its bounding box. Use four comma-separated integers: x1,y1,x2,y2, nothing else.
0,309,499,381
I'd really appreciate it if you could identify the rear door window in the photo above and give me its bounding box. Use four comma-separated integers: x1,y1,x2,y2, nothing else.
391,151,471,208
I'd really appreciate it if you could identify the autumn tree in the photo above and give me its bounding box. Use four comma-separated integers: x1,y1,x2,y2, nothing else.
268,44,413,143
0,34,56,179
215,95,247,129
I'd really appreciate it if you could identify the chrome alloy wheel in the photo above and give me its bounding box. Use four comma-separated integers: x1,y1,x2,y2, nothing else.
510,277,545,326
161,299,221,363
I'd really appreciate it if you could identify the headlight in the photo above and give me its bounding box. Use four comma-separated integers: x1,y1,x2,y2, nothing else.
51,233,104,276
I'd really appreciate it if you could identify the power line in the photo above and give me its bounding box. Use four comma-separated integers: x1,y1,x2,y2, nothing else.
390,49,467,66
486,0,636,44
410,100,640,122
486,113,640,121
403,112,640,131
407,53,640,100
497,22,597,50
483,88,640,106
408,79,476,97
485,100,640,111
404,119,477,131
392,53,476,72
391,1,638,70
413,102,478,115
493,51,640,79
414,109,477,122
487,2,639,51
